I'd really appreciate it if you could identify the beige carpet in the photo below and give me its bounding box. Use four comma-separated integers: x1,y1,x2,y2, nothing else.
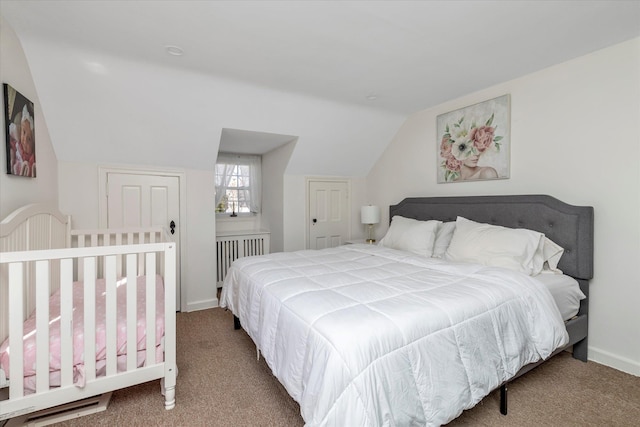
51,308,639,426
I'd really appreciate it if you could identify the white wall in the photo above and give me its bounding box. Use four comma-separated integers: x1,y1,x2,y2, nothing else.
184,168,217,310
366,38,640,375
0,18,58,218
262,140,297,253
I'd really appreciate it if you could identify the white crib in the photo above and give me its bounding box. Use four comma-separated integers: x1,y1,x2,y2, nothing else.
0,203,177,422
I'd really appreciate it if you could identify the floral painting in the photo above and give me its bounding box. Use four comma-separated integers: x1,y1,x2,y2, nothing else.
437,95,509,183
4,84,36,177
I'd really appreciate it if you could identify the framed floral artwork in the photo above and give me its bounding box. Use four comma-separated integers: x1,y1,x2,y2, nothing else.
3,83,36,177
437,94,510,183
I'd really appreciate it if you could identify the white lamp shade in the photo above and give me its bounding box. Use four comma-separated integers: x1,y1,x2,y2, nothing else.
361,205,380,224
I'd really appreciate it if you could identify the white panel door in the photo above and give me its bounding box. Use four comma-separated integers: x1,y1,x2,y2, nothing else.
308,180,349,249
106,172,181,309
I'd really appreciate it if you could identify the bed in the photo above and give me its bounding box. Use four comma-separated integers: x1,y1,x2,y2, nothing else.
0,203,177,423
220,195,593,426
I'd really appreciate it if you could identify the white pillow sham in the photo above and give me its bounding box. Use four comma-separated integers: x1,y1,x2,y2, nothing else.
538,236,564,273
445,216,545,275
432,221,456,258
379,216,441,257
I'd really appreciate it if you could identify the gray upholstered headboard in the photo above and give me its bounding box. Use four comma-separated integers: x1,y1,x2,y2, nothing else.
389,195,594,280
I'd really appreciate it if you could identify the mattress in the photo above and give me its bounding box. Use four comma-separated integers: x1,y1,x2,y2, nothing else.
0,275,165,393
533,273,585,320
221,244,569,426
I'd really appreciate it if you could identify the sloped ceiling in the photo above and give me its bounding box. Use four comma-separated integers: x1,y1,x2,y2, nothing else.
1,1,638,174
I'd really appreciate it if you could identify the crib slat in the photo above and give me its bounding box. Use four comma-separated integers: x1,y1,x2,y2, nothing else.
115,234,122,277
59,258,74,387
126,253,137,371
84,257,97,383
35,260,50,393
138,232,145,275
8,262,24,399
105,255,117,376
146,253,156,364
77,235,85,279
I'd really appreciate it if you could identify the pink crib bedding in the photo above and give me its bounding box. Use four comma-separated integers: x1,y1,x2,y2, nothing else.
0,274,165,393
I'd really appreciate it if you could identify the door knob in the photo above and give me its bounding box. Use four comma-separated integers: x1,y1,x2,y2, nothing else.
312,218,317,224
170,220,176,235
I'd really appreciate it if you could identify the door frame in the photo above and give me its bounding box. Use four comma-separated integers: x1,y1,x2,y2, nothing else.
98,165,187,312
305,177,351,249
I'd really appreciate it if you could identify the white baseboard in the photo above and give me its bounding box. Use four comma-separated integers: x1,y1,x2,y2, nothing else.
185,298,218,312
589,346,640,376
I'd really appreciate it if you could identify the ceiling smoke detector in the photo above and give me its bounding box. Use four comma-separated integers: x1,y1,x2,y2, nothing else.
165,45,184,56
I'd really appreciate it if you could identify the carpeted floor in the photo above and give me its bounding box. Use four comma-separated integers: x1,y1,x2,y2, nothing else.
51,308,639,426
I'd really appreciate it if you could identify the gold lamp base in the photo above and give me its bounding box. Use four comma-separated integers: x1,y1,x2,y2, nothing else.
366,223,376,244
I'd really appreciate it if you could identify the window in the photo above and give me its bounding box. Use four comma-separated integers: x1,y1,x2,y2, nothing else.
215,153,261,215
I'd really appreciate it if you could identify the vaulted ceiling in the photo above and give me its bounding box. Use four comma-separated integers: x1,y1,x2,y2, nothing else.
4,1,638,114
1,1,638,173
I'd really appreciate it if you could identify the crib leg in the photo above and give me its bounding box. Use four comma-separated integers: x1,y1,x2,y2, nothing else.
164,386,176,410
234,315,241,330
161,377,176,410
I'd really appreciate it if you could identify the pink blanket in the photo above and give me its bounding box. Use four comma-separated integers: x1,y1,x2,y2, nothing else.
0,275,165,393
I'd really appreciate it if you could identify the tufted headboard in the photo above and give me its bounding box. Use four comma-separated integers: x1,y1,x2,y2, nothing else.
389,195,594,280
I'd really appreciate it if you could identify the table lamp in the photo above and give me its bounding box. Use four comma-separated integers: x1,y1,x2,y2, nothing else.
361,205,380,243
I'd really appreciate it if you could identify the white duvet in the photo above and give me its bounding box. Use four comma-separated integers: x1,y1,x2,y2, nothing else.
221,244,568,427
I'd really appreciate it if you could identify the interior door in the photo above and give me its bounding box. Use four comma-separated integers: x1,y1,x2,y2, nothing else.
308,179,350,249
106,172,181,309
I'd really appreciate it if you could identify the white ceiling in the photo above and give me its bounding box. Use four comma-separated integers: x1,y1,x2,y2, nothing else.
220,128,297,155
2,0,639,116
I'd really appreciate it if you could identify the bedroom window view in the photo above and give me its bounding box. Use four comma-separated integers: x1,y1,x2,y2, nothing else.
215,153,262,215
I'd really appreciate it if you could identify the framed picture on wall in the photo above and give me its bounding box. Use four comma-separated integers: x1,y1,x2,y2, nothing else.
3,83,36,177
437,94,510,183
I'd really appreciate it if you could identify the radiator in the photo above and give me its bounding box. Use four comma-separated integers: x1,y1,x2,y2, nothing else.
216,231,270,287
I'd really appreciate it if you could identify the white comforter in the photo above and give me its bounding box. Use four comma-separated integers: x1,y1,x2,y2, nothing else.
220,244,568,427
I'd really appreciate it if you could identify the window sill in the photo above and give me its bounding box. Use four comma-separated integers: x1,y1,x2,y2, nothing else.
216,213,258,223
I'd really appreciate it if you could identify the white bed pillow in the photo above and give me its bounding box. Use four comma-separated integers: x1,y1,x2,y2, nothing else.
536,236,565,274
432,221,456,258
379,216,441,257
445,216,544,275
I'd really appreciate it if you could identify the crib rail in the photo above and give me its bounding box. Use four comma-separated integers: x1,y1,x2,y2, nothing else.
0,227,170,344
0,241,176,419
70,227,168,280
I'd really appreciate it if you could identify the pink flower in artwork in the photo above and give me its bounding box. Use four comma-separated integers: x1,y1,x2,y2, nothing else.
470,125,495,152
440,136,452,158
445,155,462,172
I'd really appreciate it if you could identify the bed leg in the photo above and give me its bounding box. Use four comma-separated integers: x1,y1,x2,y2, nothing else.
233,315,241,330
572,338,588,362
500,383,508,415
